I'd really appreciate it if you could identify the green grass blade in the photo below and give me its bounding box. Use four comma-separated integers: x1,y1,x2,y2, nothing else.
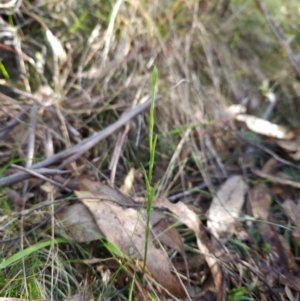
0,238,68,270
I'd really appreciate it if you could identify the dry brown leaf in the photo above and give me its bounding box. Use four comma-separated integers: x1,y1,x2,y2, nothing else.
282,200,300,231
173,253,206,274
57,202,100,242
236,114,294,139
79,176,134,206
207,175,248,242
154,197,224,301
261,157,277,174
74,190,186,299
247,184,271,220
276,140,299,152
290,150,300,160
278,235,300,273
292,230,300,247
270,185,292,201
79,176,187,263
150,210,188,270
276,140,300,160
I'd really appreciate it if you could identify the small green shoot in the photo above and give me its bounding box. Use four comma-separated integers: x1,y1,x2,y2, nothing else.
103,241,125,258
69,9,88,34
227,288,253,301
227,278,257,301
141,66,159,277
261,242,271,252
0,62,10,79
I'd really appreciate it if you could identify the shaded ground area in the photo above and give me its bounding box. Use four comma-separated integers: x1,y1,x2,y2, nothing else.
1,0,300,300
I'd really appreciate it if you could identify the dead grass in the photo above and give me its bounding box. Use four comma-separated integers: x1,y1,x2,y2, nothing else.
1,0,300,300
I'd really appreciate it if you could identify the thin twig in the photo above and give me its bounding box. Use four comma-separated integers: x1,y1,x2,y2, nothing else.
11,164,72,192
109,124,130,184
58,96,161,169
22,103,37,197
253,169,300,189
0,168,70,187
167,182,208,203
0,96,161,187
0,108,29,140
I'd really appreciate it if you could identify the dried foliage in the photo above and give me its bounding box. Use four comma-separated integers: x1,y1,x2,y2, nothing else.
1,0,300,300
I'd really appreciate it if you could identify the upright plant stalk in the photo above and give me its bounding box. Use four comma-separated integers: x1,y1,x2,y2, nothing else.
142,66,158,277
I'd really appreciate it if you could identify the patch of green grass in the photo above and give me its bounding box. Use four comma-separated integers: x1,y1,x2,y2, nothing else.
227,289,253,301
0,239,78,298
227,279,257,301
0,239,67,270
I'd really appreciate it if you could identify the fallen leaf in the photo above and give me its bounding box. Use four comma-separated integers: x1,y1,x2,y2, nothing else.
57,192,189,288
276,139,300,161
236,114,294,139
57,202,100,242
154,197,224,301
79,176,134,206
150,210,188,272
173,253,206,273
74,190,186,299
290,150,300,160
247,184,271,220
282,200,300,231
278,235,299,273
261,157,277,174
276,140,299,152
270,185,292,201
292,230,300,247
207,175,248,242
79,176,187,263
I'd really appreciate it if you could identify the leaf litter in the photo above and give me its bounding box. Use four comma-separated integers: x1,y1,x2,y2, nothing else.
2,0,300,300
